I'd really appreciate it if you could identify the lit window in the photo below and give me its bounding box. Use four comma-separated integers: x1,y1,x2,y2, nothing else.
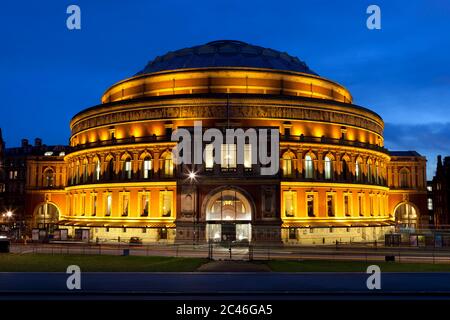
125,160,132,179
370,196,374,216
307,194,315,217
160,152,173,177
304,155,314,179
205,144,214,169
428,198,433,210
59,152,65,157
44,151,53,156
141,193,150,216
143,158,152,179
121,194,129,216
81,193,86,216
284,191,296,217
44,170,54,187
324,156,332,180
160,191,173,217
344,194,351,216
95,160,101,181
327,194,335,217
244,144,252,169
282,152,294,177
221,144,236,169
355,161,361,181
105,194,112,216
91,194,97,216
358,195,364,216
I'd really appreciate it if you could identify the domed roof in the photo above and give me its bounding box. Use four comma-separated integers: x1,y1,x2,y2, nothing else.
136,40,318,76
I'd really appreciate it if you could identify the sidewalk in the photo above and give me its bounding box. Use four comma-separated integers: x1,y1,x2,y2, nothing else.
197,261,271,272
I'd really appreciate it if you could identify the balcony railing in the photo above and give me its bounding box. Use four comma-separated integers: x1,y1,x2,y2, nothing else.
68,133,388,154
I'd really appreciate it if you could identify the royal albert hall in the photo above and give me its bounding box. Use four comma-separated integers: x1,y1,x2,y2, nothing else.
30,40,427,244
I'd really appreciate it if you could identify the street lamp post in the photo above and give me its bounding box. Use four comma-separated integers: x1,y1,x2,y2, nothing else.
187,170,198,245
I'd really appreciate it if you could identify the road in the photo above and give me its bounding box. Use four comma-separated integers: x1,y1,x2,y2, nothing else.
1,272,450,300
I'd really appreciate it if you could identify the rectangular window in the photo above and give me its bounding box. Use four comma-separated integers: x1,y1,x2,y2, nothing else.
205,144,214,169
91,194,97,216
283,191,296,217
140,192,150,217
307,194,315,217
221,144,236,169
105,194,112,216
428,198,433,210
344,194,351,217
358,194,364,216
370,196,374,216
244,144,252,169
160,191,173,217
121,193,129,216
74,194,79,215
81,193,86,216
327,194,335,217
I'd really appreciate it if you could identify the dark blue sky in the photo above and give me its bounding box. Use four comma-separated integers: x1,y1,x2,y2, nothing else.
1,0,449,178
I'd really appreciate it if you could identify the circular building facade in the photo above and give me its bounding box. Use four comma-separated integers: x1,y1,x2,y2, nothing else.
62,40,395,244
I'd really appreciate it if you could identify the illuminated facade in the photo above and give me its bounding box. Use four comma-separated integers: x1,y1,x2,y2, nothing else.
11,40,427,244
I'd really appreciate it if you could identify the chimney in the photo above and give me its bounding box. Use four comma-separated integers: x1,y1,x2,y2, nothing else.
35,138,42,147
21,139,29,147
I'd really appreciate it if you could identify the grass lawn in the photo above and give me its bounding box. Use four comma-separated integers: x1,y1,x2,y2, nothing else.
267,260,450,272
0,254,208,272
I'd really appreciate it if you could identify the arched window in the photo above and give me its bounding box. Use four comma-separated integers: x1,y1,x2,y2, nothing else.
160,152,173,177
304,154,314,179
44,169,54,187
75,162,80,184
70,165,74,185
375,164,380,184
342,159,350,181
355,160,361,182
324,155,333,180
400,168,409,188
142,157,152,179
82,160,88,183
367,161,373,183
95,159,101,181
282,151,294,177
107,158,115,180
123,158,132,179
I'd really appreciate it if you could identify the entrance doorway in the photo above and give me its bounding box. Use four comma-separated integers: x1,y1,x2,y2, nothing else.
34,202,60,233
394,202,418,231
205,189,253,243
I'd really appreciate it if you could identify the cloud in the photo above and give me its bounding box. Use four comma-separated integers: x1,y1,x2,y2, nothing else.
384,122,450,178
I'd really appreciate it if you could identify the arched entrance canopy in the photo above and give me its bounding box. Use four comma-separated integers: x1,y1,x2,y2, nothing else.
34,202,60,232
394,202,418,230
205,188,253,242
